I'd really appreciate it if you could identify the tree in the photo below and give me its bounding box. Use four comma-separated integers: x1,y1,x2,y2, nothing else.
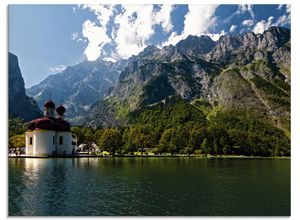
158,128,173,153
158,128,181,154
98,128,122,156
189,128,205,151
122,128,137,154
9,117,27,137
82,127,96,153
222,145,231,155
71,127,85,145
126,125,155,155
184,147,193,155
200,138,210,154
9,134,25,149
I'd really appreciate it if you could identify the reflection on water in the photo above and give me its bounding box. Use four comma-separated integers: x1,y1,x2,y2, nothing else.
9,158,290,216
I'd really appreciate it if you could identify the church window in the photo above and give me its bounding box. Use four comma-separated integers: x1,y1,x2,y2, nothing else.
29,137,33,145
59,136,63,145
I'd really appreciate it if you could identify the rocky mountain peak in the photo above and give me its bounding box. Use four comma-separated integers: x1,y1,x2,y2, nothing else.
176,34,216,55
261,26,290,49
26,58,123,123
159,44,186,62
140,45,160,56
9,52,42,121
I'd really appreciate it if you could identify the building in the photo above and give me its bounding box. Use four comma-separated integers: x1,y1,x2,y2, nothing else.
25,99,77,156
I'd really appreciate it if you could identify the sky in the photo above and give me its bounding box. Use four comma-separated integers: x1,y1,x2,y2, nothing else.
8,4,291,88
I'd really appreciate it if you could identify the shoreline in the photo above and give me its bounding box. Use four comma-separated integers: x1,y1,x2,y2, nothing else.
8,155,291,159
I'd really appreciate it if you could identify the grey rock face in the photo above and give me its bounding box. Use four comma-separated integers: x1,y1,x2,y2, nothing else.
110,45,220,110
176,35,216,56
26,58,124,120
9,52,42,121
84,26,290,128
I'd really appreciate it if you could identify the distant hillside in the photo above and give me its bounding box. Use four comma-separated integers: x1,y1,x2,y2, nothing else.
26,58,126,123
84,26,290,136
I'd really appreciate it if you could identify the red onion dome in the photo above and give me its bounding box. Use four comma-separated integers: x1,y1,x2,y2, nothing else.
27,117,55,131
56,105,66,116
54,118,70,131
44,99,55,108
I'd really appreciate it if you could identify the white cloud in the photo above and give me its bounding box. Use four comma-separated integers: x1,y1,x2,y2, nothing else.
78,4,175,60
82,5,115,31
154,5,174,32
229,25,237,32
274,4,291,26
82,20,111,61
50,65,66,73
183,5,218,37
237,4,254,19
286,4,291,13
78,5,116,61
113,5,156,58
242,19,254,26
161,32,185,47
268,16,274,24
162,5,218,46
77,4,221,60
71,32,83,42
274,15,288,26
103,57,117,62
252,16,274,34
277,4,284,10
223,4,254,25
207,30,226,41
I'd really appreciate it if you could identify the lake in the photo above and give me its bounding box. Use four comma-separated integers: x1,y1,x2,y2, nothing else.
8,157,290,216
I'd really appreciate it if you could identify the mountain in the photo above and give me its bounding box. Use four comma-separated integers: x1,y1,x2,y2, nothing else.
176,35,216,55
26,58,125,122
84,26,290,134
8,52,42,121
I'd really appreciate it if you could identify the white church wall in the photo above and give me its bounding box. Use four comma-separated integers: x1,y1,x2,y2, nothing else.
33,130,56,156
25,132,34,156
56,131,73,155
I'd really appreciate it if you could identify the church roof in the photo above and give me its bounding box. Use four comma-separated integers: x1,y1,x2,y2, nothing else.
27,117,70,132
56,105,66,116
44,99,55,108
28,99,70,132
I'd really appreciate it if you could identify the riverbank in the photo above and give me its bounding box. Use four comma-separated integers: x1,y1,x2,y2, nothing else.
8,154,290,159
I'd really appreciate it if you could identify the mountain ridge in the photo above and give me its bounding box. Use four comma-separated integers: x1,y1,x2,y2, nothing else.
26,58,126,122
22,26,290,134
83,26,290,132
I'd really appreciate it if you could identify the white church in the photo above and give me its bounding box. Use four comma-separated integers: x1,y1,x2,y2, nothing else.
25,99,77,156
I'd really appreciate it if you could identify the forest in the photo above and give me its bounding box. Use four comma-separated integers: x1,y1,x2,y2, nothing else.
9,97,290,157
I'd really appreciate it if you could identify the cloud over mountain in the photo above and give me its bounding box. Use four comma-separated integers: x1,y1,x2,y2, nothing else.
72,4,291,62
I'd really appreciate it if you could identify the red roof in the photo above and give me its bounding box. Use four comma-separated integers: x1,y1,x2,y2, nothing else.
56,105,66,116
54,118,70,131
44,99,55,108
27,117,70,132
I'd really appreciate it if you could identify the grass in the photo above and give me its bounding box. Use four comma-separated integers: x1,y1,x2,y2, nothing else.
191,98,213,115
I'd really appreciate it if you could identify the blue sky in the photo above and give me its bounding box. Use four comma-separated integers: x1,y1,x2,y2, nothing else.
8,4,291,88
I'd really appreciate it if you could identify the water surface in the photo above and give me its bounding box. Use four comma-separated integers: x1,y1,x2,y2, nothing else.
9,157,290,216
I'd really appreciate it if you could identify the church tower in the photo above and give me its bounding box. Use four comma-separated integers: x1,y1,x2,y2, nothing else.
56,104,66,119
43,99,55,117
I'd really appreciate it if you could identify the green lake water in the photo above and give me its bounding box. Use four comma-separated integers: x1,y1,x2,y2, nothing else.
8,157,290,216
